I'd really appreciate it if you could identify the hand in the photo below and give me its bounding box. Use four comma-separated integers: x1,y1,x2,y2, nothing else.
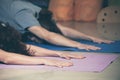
43,58,73,68
91,37,114,44
77,43,101,51
57,52,86,60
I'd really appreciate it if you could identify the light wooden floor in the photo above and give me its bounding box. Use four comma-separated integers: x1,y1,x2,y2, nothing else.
0,22,120,80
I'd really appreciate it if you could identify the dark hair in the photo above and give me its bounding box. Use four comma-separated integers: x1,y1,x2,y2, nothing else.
0,21,30,55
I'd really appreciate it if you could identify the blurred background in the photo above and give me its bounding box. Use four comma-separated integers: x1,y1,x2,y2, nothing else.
48,0,120,22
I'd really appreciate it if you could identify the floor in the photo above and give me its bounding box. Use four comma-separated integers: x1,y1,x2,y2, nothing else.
0,22,120,80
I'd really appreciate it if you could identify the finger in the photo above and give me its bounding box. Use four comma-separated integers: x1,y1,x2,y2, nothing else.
59,55,71,60
64,56,71,60
66,53,86,59
90,47,101,50
94,40,102,44
86,48,90,51
60,62,73,67
105,41,114,44
98,42,102,44
73,55,86,59
58,65,63,68
81,56,86,59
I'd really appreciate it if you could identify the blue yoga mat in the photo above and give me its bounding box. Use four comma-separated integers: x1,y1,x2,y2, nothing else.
26,39,120,53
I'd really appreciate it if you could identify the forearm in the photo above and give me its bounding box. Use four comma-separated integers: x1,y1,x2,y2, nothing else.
0,49,45,65
27,26,100,50
57,23,93,40
44,32,80,47
0,49,73,67
64,29,92,40
57,24,113,44
27,44,60,57
28,26,80,48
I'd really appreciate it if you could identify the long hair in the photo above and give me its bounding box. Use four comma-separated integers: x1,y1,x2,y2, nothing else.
0,21,30,55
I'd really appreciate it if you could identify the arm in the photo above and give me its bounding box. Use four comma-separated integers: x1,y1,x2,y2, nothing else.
0,49,72,67
28,26,80,47
28,26,100,50
27,44,85,59
0,49,44,65
57,23,113,44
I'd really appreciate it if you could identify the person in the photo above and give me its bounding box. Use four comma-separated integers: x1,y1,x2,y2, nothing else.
0,0,113,50
0,0,113,67
0,21,85,67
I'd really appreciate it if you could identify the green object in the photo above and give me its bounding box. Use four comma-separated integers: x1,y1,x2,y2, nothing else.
109,0,120,6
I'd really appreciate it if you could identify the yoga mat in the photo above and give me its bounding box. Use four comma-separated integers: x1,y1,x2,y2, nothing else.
26,40,120,53
0,53,119,72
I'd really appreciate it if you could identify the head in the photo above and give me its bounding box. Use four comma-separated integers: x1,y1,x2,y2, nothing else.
38,9,53,21
0,21,29,55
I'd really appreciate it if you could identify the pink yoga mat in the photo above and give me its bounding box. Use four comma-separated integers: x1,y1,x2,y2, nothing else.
0,53,119,72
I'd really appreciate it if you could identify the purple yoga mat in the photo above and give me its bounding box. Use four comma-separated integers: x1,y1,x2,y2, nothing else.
0,53,119,72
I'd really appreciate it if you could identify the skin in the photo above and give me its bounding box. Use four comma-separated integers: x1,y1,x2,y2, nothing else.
57,23,113,44
0,22,113,67
0,44,85,67
0,1,113,68
28,23,113,51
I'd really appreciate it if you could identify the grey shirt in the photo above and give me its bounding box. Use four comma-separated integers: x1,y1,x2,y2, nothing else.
0,0,42,33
